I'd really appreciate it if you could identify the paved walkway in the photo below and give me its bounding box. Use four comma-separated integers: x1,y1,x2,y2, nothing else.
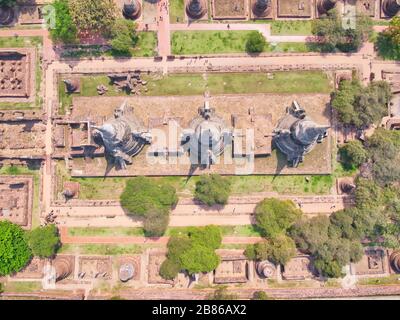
156,0,171,57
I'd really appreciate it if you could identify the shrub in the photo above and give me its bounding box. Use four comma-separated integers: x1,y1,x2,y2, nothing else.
245,31,267,53
252,291,270,300
159,258,181,280
110,19,138,55
255,198,302,238
0,221,31,276
340,140,368,169
50,0,78,44
194,174,231,206
26,224,60,258
120,177,177,237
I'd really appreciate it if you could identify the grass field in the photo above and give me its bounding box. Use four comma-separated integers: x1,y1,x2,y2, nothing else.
58,71,331,114
58,243,160,255
171,30,315,55
57,159,334,200
269,20,313,36
358,275,400,286
3,281,42,293
68,225,262,237
169,0,185,23
0,165,41,228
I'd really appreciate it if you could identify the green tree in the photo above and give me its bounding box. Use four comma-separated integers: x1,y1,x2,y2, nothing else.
255,198,302,238
180,243,220,274
159,226,222,279
355,178,383,210
69,0,117,35
120,177,177,236
311,9,372,53
26,224,60,258
142,207,170,237
0,221,31,276
0,0,16,7
50,0,78,44
266,234,297,266
340,140,368,169
245,31,267,53
194,174,231,206
110,19,138,55
159,258,181,280
377,16,400,60
332,80,391,128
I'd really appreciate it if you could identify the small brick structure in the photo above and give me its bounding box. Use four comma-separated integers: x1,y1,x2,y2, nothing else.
211,0,249,20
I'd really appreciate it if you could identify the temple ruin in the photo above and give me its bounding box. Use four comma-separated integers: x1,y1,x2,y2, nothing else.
0,6,14,25
186,0,207,20
317,0,337,15
252,0,272,17
181,100,231,168
382,0,400,17
122,0,142,20
92,101,151,170
273,101,329,167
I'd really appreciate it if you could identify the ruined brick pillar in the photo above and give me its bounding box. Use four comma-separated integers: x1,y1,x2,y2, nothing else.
122,0,142,20
382,0,400,17
186,0,207,20
252,0,272,17
317,0,337,15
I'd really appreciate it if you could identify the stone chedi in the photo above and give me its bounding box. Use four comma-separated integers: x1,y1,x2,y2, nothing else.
186,0,207,20
252,0,272,17
92,101,151,170
256,260,276,278
317,0,337,15
53,257,74,282
273,101,329,167
122,0,141,20
0,6,14,25
181,101,231,168
382,0,400,16
390,250,400,273
119,263,135,282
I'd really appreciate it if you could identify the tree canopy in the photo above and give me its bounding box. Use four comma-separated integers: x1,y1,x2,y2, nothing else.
0,0,16,7
311,9,372,52
110,19,138,55
245,31,267,53
0,221,31,276
160,225,222,279
120,177,178,237
69,0,117,35
254,198,302,238
377,16,400,60
339,140,368,169
194,174,231,206
331,80,391,128
49,0,78,44
26,224,60,258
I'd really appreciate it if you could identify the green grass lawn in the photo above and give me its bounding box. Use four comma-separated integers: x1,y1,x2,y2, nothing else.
358,275,400,286
0,36,42,48
171,30,315,55
171,30,253,54
58,243,160,255
269,20,313,36
58,71,331,114
68,225,262,237
0,165,41,228
169,0,185,23
3,281,42,293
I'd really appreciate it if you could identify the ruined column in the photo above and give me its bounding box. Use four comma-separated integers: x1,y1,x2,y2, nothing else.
252,0,272,17
382,0,400,17
186,0,207,20
317,0,337,15
122,0,142,20
0,6,14,25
